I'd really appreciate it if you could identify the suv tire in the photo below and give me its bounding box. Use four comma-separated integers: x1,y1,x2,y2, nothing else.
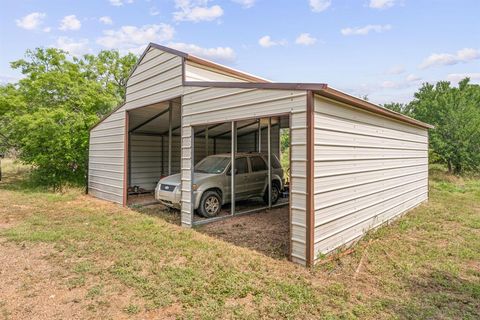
263,182,280,205
199,191,222,218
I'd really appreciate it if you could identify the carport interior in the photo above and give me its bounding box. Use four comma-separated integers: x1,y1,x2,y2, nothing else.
126,98,182,204
190,115,290,224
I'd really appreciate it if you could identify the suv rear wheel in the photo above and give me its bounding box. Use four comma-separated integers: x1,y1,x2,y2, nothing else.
199,191,222,218
263,182,280,205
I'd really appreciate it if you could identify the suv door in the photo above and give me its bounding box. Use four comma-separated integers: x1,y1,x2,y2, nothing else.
227,157,250,201
248,156,268,197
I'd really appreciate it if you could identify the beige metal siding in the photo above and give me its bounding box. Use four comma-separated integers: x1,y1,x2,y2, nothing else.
182,87,307,125
125,48,183,111
185,62,247,82
313,95,429,261
290,110,308,266
88,106,126,204
181,87,307,264
180,125,194,227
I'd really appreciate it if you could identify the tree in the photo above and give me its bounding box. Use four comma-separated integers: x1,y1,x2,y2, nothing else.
382,102,412,115
0,48,136,188
408,79,480,174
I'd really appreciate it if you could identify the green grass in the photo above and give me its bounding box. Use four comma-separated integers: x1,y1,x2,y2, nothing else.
0,159,479,319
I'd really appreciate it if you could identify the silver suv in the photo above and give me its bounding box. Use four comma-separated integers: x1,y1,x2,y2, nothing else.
155,153,284,218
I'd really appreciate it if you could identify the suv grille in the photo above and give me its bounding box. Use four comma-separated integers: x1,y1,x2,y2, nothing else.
160,184,176,192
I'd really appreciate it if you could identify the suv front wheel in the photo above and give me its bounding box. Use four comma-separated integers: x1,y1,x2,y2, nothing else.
199,191,222,218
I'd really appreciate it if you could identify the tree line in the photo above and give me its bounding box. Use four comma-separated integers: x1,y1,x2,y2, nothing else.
383,79,480,175
0,48,136,188
1,48,479,188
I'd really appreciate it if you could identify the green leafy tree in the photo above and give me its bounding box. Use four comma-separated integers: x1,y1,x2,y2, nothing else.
409,79,480,174
382,102,412,115
0,48,136,188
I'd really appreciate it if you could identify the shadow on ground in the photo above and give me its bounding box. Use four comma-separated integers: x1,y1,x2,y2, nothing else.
394,269,480,319
133,202,290,260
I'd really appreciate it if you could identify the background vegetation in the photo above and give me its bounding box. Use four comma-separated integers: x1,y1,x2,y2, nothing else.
1,48,479,188
0,48,136,188
383,79,480,175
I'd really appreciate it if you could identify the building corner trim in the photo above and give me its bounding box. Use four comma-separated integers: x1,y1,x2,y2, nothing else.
306,90,315,267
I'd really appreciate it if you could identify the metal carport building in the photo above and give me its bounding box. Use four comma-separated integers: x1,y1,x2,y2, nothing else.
88,43,432,266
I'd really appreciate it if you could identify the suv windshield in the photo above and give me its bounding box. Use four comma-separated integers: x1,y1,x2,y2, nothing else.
195,156,230,174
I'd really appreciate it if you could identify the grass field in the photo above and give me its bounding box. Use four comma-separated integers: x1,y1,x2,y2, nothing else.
0,158,479,319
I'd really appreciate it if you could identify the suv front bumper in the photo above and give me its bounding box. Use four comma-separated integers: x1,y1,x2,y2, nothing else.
155,184,181,209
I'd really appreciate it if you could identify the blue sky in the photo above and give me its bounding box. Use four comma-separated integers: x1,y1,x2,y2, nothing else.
1,0,479,104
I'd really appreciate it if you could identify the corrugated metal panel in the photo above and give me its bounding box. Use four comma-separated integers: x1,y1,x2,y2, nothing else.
130,135,162,190
180,125,193,227
88,104,126,204
237,125,280,156
182,87,306,125
124,48,183,111
185,62,247,82
290,110,308,265
313,95,429,262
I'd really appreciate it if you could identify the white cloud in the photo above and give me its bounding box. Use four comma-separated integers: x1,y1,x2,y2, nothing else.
96,24,175,51
43,27,52,32
232,0,255,8
381,80,398,89
447,73,480,83
406,74,421,82
295,33,317,46
258,35,287,48
149,7,160,16
420,48,480,69
309,0,331,12
59,15,81,31
15,12,46,30
99,16,113,25
341,24,391,36
168,42,236,62
369,0,396,9
109,0,133,6
173,0,223,22
386,65,405,75
54,37,91,56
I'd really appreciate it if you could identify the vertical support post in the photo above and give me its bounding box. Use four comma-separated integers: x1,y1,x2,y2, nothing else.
258,121,262,153
288,114,293,261
161,136,164,176
190,126,195,224
231,121,236,215
213,137,217,154
123,111,129,207
267,117,272,208
128,132,132,189
205,126,209,156
168,102,172,175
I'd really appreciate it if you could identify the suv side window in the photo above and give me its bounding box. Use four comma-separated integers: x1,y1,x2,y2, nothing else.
250,156,267,172
235,157,249,174
271,154,282,169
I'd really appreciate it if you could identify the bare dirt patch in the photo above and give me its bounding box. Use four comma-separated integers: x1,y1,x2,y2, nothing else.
0,241,177,319
197,206,289,259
